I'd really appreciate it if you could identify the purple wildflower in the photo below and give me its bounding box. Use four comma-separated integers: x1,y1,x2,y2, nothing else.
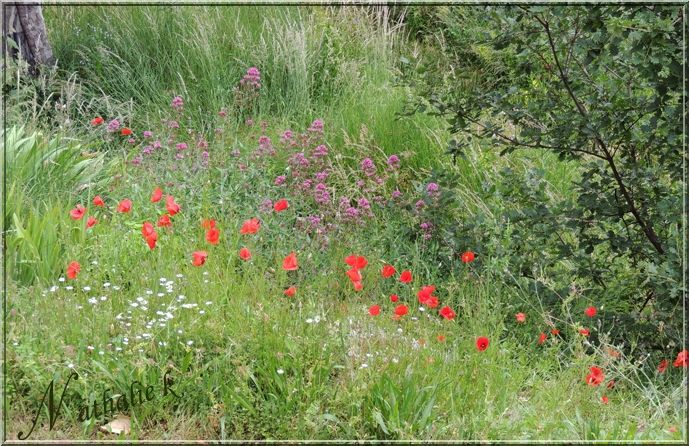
387,154,400,169
360,158,376,177
313,144,328,158
171,96,184,110
308,119,324,133
107,119,120,133
274,175,287,186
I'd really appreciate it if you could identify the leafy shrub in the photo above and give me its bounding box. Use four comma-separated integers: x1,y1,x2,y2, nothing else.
401,5,684,353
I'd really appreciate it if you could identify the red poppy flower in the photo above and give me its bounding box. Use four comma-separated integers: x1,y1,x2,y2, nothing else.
93,195,105,207
116,199,132,213
461,251,475,263
274,199,289,212
239,247,251,261
439,306,456,320
283,252,298,271
353,281,363,292
394,304,409,317
538,332,547,345
584,306,597,317
145,232,158,250
201,219,216,230
206,228,220,245
585,366,604,386
121,127,132,136
658,359,669,373
476,336,490,351
345,255,368,269
551,328,560,336
368,305,380,316
91,116,104,126
150,187,163,203
157,214,172,227
515,312,526,323
673,349,687,368
70,204,86,220
166,196,180,216
142,221,155,238
381,264,396,278
399,270,412,283
192,251,208,266
284,286,296,297
390,294,399,303
346,267,362,282
66,261,81,280
601,395,609,404
417,285,436,305
579,328,590,337
437,335,446,342
240,218,261,235
86,216,97,229
425,296,439,308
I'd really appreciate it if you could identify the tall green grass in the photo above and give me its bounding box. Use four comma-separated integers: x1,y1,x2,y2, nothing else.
43,6,446,168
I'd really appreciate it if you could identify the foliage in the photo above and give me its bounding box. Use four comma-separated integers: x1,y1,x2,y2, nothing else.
401,5,684,353
3,126,113,284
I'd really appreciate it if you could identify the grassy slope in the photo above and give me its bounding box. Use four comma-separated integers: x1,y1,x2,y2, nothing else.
6,5,685,441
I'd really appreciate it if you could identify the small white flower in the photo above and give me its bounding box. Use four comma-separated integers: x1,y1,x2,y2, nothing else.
360,363,368,369
65,286,74,291
203,271,209,276
159,277,167,282
98,351,104,355
83,286,91,292
50,285,58,292
146,290,153,295
157,293,164,297
115,347,122,351
199,310,205,314
91,260,98,265
177,329,183,334
100,296,107,301
205,301,212,305
103,282,111,288
68,363,74,369
187,340,194,346
113,285,120,291
306,318,314,324
59,277,66,282
176,274,183,278
203,279,209,283
277,368,285,375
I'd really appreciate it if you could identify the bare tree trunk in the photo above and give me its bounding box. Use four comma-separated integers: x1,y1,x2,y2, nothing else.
3,4,55,73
